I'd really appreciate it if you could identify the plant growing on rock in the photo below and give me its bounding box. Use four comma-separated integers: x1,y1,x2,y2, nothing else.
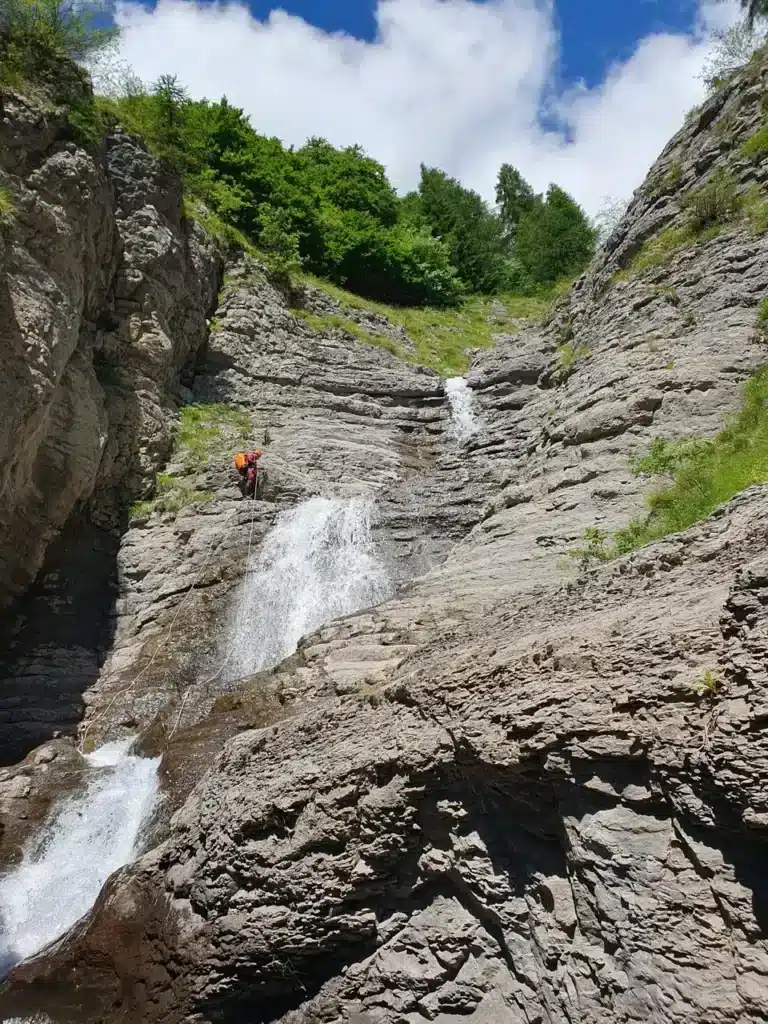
683,168,742,233
590,369,768,557
567,526,611,570
558,342,589,371
756,296,768,337
0,0,115,97
0,186,14,222
693,668,722,697
176,404,252,469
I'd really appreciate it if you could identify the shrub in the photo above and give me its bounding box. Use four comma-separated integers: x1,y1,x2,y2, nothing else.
0,0,115,103
650,161,682,197
740,126,768,160
744,186,768,233
683,168,742,232
568,526,611,570
756,296,768,337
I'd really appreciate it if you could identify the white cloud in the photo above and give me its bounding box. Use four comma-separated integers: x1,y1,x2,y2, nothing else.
113,0,742,215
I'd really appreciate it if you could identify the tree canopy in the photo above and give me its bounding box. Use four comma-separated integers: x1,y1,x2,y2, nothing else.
1,6,600,308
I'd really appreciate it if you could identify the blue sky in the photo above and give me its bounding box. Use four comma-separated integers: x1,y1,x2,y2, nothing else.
114,0,737,213
130,0,704,89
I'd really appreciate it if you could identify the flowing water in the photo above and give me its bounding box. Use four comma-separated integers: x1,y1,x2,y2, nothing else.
445,376,479,443
0,493,389,988
228,494,391,678
0,738,160,971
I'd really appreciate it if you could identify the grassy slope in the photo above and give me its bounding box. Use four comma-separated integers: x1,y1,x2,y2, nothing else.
570,371,768,566
296,273,558,376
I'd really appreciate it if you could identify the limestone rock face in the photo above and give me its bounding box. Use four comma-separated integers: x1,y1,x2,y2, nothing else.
0,93,220,762
5,55,768,1024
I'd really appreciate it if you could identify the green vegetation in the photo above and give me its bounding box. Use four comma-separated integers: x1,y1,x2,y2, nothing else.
558,342,589,371
757,296,768,338
657,285,681,306
569,369,768,566
684,168,742,232
693,668,722,697
567,526,611,571
744,186,768,233
0,0,114,115
296,274,551,374
130,475,214,518
96,77,596,309
295,309,407,360
631,225,695,273
629,169,742,274
130,404,250,518
175,403,251,468
740,125,768,159
650,161,682,197
0,187,14,220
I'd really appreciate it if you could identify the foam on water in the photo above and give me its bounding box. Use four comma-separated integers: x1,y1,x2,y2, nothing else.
445,377,479,444
0,738,160,969
228,495,391,678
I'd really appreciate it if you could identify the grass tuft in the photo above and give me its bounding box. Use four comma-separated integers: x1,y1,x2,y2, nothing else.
176,403,252,468
294,309,409,360
568,369,768,565
757,297,768,339
129,404,249,519
740,126,768,161
558,342,590,371
0,187,15,220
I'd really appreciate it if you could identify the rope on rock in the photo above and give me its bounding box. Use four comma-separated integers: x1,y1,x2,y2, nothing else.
79,498,256,753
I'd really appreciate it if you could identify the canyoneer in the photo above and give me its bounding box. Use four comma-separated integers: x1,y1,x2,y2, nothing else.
233,449,263,499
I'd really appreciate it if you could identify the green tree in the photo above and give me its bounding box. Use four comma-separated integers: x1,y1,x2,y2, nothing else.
495,164,535,237
1,0,116,100
515,184,596,285
415,166,510,294
257,204,302,282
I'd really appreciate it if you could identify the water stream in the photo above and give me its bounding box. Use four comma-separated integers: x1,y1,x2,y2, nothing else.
0,738,160,971
445,376,479,443
0,494,390,983
228,494,390,678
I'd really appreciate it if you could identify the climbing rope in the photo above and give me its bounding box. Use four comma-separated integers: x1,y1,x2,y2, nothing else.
79,497,257,753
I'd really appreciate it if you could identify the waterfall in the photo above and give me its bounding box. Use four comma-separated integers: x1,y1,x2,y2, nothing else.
228,495,390,678
445,377,479,443
0,495,388,980
0,738,160,971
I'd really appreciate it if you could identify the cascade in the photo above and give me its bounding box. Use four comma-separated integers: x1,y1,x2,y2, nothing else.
0,738,160,971
0,494,389,985
228,495,390,678
445,377,479,443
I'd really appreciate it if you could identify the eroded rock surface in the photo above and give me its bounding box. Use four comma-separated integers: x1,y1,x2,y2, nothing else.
0,91,220,762
4,52,768,1024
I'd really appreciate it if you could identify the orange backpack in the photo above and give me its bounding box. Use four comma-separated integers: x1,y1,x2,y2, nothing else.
234,452,246,470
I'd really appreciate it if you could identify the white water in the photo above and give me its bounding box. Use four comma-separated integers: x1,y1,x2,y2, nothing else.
0,738,160,970
229,495,390,678
445,376,479,443
0,496,388,983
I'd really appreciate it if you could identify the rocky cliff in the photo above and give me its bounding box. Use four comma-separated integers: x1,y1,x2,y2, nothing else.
3,53,768,1024
0,87,220,762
